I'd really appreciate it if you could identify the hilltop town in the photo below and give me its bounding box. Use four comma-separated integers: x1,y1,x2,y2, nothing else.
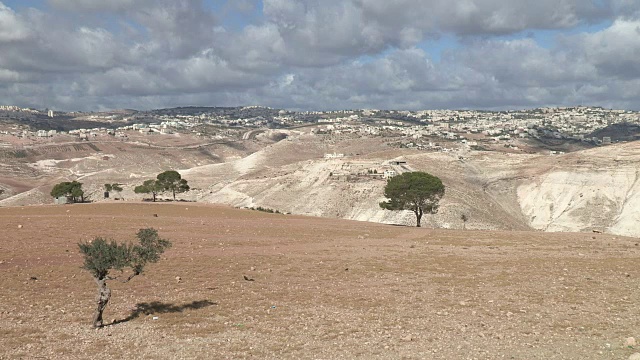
2,105,640,154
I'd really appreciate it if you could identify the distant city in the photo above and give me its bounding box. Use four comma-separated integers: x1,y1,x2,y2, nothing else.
1,105,639,152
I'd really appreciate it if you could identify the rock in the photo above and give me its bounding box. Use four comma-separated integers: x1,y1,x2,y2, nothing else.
628,353,640,360
17,224,23,229
625,337,637,347
402,335,413,342
175,276,182,283
250,267,256,271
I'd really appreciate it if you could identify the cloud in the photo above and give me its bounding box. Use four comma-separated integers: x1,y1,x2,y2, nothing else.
0,2,30,42
0,1,639,111
48,0,145,12
573,19,640,78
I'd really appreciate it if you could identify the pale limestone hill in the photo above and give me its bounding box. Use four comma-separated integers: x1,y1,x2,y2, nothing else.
517,142,640,236
1,132,639,237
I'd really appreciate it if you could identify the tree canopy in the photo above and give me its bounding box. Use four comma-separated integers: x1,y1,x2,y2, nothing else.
78,228,172,327
156,170,190,200
134,179,161,202
134,171,189,201
104,183,123,199
104,183,123,193
379,171,445,227
50,181,85,203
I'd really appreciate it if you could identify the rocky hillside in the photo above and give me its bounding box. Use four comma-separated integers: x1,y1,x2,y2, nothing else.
1,132,639,237
517,142,640,237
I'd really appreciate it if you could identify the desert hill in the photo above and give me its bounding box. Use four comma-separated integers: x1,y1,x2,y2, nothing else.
1,203,639,359
1,131,639,237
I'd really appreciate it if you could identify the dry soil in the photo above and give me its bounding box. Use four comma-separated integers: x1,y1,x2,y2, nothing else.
1,203,639,359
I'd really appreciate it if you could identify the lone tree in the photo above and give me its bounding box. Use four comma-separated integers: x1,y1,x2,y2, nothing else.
51,181,85,203
461,214,469,230
379,171,445,227
156,170,190,200
134,179,161,202
78,228,171,328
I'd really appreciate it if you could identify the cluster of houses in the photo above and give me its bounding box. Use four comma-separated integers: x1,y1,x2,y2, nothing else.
0,105,41,114
307,106,640,151
2,105,639,150
324,156,401,181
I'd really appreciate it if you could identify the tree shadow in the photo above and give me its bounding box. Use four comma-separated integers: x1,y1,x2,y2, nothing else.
110,299,216,326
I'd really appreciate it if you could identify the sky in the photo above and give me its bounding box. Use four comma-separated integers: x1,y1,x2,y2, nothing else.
0,0,639,111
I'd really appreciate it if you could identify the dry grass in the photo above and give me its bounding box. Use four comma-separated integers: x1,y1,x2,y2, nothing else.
1,202,639,359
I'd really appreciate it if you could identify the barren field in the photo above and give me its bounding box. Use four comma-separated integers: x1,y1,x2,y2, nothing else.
1,203,639,359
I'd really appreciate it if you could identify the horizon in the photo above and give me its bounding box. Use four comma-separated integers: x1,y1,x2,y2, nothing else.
1,103,634,114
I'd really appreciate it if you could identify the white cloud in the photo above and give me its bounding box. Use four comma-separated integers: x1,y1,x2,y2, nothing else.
0,2,30,42
0,1,639,111
48,0,142,12
574,19,640,78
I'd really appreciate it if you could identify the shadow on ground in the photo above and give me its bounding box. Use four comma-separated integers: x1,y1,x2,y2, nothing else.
111,300,216,325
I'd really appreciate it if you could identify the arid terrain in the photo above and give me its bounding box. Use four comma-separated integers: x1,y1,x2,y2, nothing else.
1,203,639,359
2,130,640,237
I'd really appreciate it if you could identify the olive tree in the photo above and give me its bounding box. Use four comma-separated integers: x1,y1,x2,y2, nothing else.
104,183,124,199
78,228,171,328
51,181,85,203
134,179,161,202
461,214,469,230
379,171,445,227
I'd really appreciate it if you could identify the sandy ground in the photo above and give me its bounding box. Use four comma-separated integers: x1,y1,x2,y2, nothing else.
1,203,639,359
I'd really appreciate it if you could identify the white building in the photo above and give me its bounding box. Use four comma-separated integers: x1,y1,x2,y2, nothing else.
383,170,397,179
324,153,345,159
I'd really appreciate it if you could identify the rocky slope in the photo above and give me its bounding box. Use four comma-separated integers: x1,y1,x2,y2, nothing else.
517,142,640,237
1,133,639,237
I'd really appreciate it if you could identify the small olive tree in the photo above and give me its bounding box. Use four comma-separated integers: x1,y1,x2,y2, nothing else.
78,228,171,328
104,183,124,199
461,214,469,230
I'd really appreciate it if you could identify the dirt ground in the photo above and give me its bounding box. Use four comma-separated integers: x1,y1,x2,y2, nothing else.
1,202,639,359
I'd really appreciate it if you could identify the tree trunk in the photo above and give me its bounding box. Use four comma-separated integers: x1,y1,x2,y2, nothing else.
172,189,176,200
93,277,111,328
152,192,156,202
415,208,423,227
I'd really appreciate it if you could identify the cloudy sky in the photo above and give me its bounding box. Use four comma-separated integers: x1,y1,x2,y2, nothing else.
0,0,639,111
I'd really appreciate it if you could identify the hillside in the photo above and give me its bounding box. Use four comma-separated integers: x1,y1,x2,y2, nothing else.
1,203,638,359
1,132,639,237
517,142,640,236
